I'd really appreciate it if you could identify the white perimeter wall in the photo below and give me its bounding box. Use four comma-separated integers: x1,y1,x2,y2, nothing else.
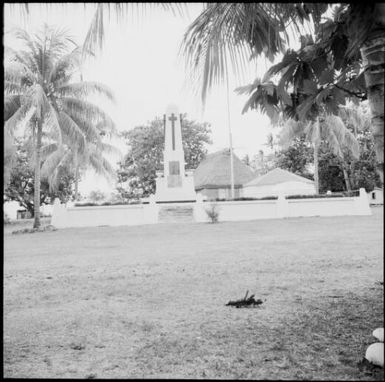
194,188,371,223
51,200,159,228
51,188,371,228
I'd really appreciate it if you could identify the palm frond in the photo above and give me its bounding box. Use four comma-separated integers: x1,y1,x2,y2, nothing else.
4,95,21,121
4,61,35,85
57,111,86,151
21,83,50,119
323,114,360,158
279,119,307,147
94,141,122,158
41,103,63,144
82,3,187,58
4,104,33,134
62,109,102,142
88,151,116,180
56,81,115,103
40,142,59,158
40,145,67,178
60,97,115,130
49,46,82,85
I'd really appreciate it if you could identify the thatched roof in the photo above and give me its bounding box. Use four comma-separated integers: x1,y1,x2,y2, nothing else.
244,168,314,187
194,149,256,190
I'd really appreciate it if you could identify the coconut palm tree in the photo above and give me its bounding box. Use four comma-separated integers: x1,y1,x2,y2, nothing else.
279,115,359,193
4,25,115,228
40,133,121,201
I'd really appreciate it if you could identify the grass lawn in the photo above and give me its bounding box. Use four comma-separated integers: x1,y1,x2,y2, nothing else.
3,207,384,379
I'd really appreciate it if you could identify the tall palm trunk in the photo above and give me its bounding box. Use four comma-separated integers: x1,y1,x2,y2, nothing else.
342,165,352,192
314,142,319,194
360,16,385,184
33,119,42,229
74,167,79,201
74,149,79,201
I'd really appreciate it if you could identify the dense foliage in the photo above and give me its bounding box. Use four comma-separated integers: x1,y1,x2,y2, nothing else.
4,143,75,216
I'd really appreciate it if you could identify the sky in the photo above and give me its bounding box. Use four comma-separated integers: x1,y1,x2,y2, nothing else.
4,3,287,195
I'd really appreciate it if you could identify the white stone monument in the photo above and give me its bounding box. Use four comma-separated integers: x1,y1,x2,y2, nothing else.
154,104,196,202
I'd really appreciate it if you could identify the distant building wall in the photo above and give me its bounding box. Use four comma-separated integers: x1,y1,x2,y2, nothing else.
242,181,315,198
197,187,241,200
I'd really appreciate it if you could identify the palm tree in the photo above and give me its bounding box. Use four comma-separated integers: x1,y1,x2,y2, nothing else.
4,25,115,228
40,133,121,201
279,115,359,193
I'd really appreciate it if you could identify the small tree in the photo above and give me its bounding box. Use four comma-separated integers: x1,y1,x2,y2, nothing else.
205,203,220,224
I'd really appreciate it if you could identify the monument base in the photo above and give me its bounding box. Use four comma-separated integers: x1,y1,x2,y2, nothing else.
154,174,197,202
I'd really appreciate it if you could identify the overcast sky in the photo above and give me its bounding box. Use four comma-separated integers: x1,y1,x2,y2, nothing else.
4,3,283,195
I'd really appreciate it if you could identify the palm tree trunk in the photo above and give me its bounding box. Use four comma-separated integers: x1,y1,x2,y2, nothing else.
360,26,385,184
33,119,42,229
314,142,319,194
342,165,352,192
74,149,79,201
74,165,79,201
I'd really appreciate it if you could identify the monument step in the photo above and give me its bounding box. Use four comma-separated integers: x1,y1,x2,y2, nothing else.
158,205,194,223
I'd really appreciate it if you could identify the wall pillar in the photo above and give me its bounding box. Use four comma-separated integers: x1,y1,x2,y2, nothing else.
357,188,372,215
51,198,67,228
193,193,207,222
276,193,289,218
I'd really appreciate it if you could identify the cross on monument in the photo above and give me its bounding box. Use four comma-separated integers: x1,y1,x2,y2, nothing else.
168,113,177,151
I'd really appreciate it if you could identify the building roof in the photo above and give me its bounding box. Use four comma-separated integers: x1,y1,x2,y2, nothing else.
244,168,314,187
194,149,256,190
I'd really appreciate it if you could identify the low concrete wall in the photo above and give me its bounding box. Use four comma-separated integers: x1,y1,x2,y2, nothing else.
51,188,371,228
51,197,159,228
194,188,371,223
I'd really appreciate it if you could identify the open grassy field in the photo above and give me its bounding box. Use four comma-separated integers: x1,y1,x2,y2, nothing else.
4,207,384,379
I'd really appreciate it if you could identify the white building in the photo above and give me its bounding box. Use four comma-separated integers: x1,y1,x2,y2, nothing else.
367,187,383,205
242,168,316,198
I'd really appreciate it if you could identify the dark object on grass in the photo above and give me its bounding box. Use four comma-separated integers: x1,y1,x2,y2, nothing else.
357,357,384,378
225,290,264,308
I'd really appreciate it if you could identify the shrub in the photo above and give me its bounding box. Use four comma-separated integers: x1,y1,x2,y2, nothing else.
88,190,106,203
205,203,220,223
286,194,345,199
211,196,278,202
74,201,142,207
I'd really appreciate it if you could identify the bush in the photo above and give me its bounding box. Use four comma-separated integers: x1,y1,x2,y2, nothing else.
286,194,345,199
205,203,220,223
211,196,278,202
74,200,142,207
88,190,106,203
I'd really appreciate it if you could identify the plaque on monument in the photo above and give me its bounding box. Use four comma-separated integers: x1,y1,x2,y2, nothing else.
169,161,180,175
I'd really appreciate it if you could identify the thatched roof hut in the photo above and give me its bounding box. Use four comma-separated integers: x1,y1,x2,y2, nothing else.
194,149,255,195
